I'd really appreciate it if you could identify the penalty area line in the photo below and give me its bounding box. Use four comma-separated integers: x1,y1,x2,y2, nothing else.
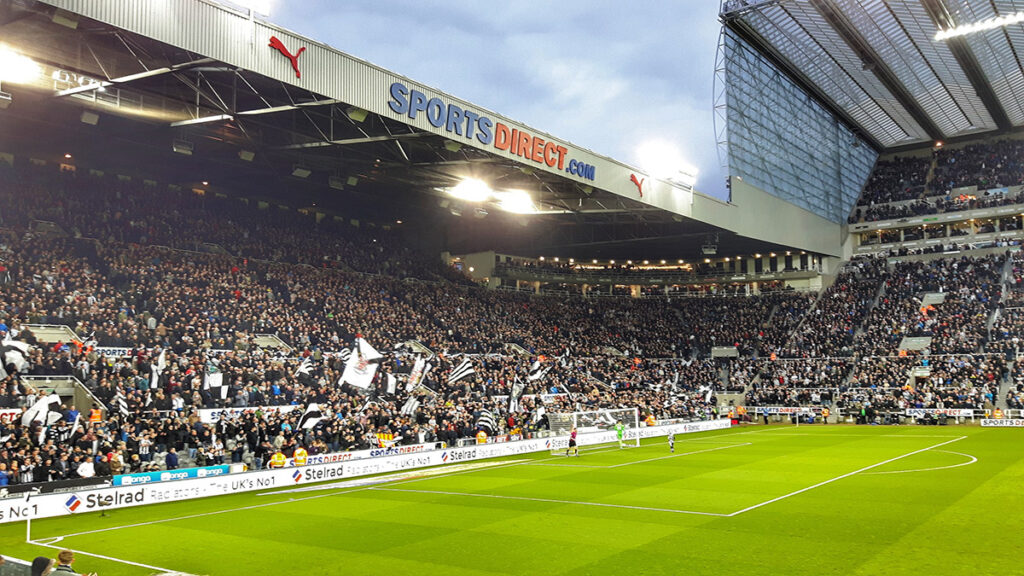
726,435,967,517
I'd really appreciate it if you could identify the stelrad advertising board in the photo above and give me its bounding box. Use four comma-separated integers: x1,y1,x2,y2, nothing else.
0,419,729,523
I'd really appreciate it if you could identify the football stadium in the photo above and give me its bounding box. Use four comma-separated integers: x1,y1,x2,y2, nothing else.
1,0,1024,574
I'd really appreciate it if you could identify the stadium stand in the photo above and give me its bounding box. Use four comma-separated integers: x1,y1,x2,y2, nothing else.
1,149,1022,488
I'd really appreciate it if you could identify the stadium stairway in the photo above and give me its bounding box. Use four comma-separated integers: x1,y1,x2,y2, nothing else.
923,154,939,195
855,272,890,339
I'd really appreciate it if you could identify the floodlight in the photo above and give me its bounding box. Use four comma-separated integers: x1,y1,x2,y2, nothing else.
935,11,1024,40
291,165,312,178
329,175,345,190
444,140,462,152
449,178,491,202
496,190,536,214
346,176,358,186
346,106,369,123
172,139,194,155
0,49,41,84
80,111,99,125
238,150,255,162
637,139,698,186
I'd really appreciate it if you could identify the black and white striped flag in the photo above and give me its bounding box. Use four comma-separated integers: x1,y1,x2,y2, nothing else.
384,373,398,395
113,391,130,419
22,394,63,427
294,357,314,378
0,338,32,379
476,409,497,434
527,360,551,382
298,403,324,430
447,359,475,385
204,372,229,400
400,396,420,416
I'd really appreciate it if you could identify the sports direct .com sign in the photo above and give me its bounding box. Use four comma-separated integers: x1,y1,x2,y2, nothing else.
981,419,1024,427
0,419,729,523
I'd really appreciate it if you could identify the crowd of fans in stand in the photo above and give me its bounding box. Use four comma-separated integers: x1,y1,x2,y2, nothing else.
856,155,931,206
0,164,743,487
849,139,1024,224
1,158,1022,488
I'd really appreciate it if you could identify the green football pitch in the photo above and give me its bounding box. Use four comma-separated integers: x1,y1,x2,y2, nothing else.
4,425,1023,576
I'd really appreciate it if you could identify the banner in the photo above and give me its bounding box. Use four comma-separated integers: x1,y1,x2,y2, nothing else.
0,418,728,523
197,405,299,423
981,419,1024,427
905,408,974,417
756,406,818,414
0,409,21,425
113,465,235,486
285,442,441,467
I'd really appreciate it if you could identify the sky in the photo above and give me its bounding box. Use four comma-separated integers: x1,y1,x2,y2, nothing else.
268,1,728,199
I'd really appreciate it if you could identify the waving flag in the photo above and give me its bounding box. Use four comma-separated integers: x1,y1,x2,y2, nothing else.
150,348,167,389
113,390,130,419
22,394,63,427
509,374,526,413
0,338,32,378
447,358,475,385
476,409,497,434
298,403,324,430
527,360,551,382
400,396,420,416
204,372,229,400
340,336,382,389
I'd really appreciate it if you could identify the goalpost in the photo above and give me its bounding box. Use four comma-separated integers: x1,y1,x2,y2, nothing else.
547,407,640,454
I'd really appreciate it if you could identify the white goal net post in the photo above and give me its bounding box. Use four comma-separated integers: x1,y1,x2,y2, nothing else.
547,408,640,453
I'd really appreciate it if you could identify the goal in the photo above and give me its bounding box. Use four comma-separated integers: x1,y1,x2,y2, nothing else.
547,407,640,453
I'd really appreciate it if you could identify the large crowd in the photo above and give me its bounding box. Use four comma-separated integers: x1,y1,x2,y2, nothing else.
850,139,1024,224
0,158,1021,489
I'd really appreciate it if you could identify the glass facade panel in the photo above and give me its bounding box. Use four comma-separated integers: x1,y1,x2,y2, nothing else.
722,29,878,223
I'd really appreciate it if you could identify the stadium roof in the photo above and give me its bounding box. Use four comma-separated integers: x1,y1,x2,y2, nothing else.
721,0,1024,151
0,0,831,261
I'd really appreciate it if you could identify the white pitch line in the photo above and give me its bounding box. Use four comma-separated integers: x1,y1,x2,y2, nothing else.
607,442,752,468
726,435,967,517
368,486,729,517
861,450,978,475
29,539,195,575
41,483,376,541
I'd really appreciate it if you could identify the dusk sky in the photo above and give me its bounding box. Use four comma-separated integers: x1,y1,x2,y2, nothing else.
268,1,728,199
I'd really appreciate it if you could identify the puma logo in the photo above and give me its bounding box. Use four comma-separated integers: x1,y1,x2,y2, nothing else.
630,173,645,197
269,36,306,79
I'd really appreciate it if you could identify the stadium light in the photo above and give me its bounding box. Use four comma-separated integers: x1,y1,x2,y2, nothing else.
935,11,1024,40
172,139,194,156
496,190,536,214
0,48,41,84
291,165,312,178
346,106,369,123
636,139,698,186
448,178,491,202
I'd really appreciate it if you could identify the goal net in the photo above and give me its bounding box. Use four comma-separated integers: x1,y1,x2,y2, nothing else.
547,407,640,454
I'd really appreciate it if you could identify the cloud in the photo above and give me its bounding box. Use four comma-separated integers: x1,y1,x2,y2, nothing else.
272,0,727,197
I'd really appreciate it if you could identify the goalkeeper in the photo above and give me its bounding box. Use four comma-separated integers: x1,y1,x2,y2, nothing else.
614,420,626,448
